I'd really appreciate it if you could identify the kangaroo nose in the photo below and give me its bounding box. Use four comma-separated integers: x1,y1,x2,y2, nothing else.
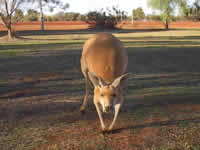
105,105,112,113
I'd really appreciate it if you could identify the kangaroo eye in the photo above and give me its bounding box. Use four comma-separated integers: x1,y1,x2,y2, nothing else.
100,94,104,97
112,94,116,97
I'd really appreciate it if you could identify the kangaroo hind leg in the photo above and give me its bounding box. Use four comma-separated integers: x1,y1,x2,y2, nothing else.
80,71,91,113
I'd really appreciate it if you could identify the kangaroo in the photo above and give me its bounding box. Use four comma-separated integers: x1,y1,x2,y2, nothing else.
80,33,128,131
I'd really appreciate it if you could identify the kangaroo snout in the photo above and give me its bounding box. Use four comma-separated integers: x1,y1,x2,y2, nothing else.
104,105,112,113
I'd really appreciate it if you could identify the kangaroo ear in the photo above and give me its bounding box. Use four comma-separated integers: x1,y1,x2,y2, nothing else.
111,73,129,88
88,72,106,87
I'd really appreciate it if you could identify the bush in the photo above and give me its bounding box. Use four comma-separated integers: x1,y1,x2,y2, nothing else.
76,14,86,21
64,12,79,21
146,15,161,21
13,9,24,23
24,9,39,22
86,11,117,29
132,7,145,20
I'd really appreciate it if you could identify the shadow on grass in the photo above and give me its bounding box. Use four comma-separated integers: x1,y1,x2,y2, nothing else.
0,28,179,38
124,40,200,47
0,42,84,51
127,47,200,73
108,117,200,134
0,79,84,99
1,46,200,99
108,95,200,134
1,39,200,52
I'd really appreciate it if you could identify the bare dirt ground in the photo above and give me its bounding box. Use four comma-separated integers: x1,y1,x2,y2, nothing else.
0,21,90,31
1,21,200,32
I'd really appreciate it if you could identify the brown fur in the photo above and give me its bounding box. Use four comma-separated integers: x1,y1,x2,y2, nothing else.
80,32,128,131
81,32,128,82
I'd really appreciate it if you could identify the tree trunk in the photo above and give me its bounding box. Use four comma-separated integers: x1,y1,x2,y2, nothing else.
0,15,14,39
165,23,169,30
132,14,133,24
39,0,44,31
7,17,14,39
8,27,13,39
40,13,44,31
165,19,169,30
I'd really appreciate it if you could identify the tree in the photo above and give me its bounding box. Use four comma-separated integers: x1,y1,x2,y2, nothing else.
178,0,200,20
55,11,65,21
24,9,39,21
13,9,24,22
132,7,145,20
147,0,186,29
86,9,117,29
189,0,200,20
36,0,69,31
178,0,189,17
107,6,128,23
64,12,79,21
193,0,200,20
77,14,86,21
0,0,28,39
87,11,107,28
146,14,161,21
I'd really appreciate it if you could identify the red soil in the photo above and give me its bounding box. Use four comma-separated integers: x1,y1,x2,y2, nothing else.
117,21,200,29
0,21,90,31
0,21,200,31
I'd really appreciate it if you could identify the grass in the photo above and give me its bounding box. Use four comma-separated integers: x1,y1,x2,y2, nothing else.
0,29,200,150
1,30,200,55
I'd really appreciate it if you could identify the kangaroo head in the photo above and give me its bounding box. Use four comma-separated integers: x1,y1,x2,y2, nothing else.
88,72,128,113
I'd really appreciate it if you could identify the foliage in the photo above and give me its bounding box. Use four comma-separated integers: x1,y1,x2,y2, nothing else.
76,14,87,21
192,0,200,20
24,9,39,21
64,12,80,21
0,0,30,39
86,7,127,29
37,0,69,12
146,15,161,21
132,7,145,20
52,12,65,21
13,9,24,22
34,0,69,30
160,10,171,27
147,0,187,29
178,0,189,16
86,10,116,29
87,11,105,26
44,12,86,21
107,6,128,22
181,0,200,20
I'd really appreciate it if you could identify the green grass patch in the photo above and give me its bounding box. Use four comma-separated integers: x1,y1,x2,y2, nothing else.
1,30,200,57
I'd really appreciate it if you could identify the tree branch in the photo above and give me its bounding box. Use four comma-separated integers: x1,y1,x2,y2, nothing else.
4,0,10,16
11,0,22,15
0,13,8,27
10,0,17,15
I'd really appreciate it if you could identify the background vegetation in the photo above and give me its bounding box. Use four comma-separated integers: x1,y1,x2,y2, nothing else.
1,0,200,39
